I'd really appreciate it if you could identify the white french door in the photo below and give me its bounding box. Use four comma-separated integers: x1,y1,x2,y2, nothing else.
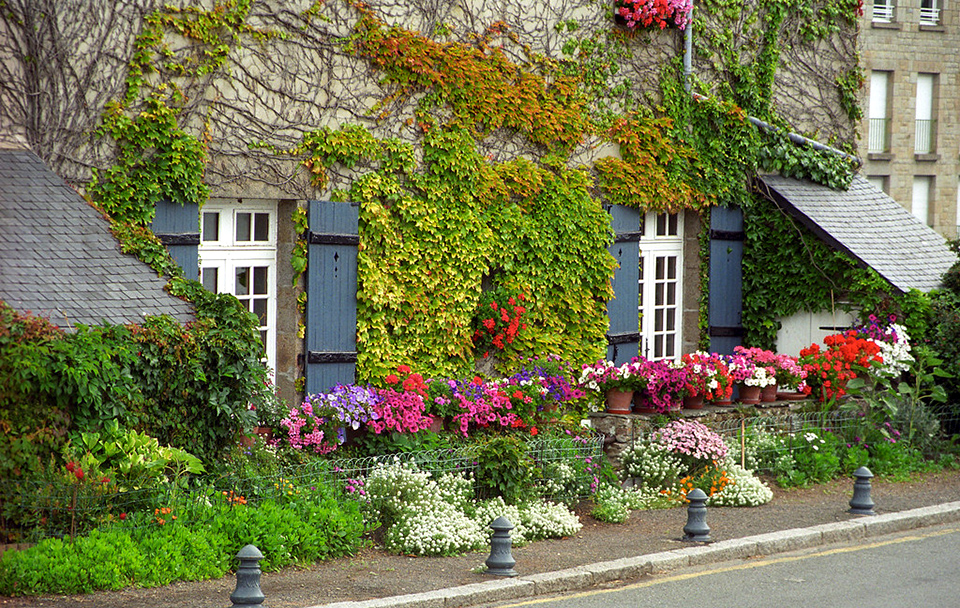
639,212,683,361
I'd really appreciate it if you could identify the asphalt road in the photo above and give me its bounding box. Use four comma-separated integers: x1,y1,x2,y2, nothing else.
492,523,960,608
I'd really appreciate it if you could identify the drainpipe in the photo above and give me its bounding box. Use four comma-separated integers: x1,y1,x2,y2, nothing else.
746,115,862,167
683,1,693,92
681,2,860,168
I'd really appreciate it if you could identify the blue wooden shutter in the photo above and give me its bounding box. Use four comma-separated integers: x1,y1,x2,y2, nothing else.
708,206,744,355
304,200,359,395
606,205,641,364
150,199,199,280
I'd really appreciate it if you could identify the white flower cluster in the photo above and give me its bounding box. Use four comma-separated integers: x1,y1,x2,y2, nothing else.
540,461,576,499
518,500,582,540
472,497,582,545
708,458,773,507
743,365,776,388
363,461,581,556
385,502,486,556
873,323,913,377
620,440,683,490
802,431,826,451
726,427,786,472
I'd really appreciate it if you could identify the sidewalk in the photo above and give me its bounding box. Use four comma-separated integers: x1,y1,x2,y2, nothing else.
310,500,960,608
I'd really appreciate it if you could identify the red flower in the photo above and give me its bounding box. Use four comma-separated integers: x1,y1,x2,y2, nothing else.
75,468,84,480
65,461,75,472
385,374,399,384
397,364,411,374
530,427,539,436
119,513,127,520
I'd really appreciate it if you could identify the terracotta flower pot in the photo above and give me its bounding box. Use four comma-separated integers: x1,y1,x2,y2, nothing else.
605,389,634,414
737,383,761,405
682,394,705,410
760,382,779,403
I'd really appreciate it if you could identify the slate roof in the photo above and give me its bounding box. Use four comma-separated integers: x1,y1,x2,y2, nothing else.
0,147,195,329
755,173,955,293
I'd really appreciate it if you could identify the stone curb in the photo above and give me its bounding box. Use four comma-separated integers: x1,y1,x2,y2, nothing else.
306,501,960,608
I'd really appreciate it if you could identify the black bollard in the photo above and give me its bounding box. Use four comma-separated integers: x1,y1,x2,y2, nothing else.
231,544,266,606
848,466,876,515
485,516,518,576
682,488,712,542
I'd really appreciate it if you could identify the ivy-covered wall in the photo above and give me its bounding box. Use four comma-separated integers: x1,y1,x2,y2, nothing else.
0,0,879,397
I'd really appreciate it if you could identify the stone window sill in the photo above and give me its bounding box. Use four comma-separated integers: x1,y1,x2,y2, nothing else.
867,152,894,161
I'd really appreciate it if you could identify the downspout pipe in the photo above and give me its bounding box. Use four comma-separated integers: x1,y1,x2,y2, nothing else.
683,1,693,92
746,115,862,167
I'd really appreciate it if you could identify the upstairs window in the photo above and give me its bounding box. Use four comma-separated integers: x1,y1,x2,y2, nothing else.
914,73,937,154
920,0,940,25
872,0,895,22
868,71,891,154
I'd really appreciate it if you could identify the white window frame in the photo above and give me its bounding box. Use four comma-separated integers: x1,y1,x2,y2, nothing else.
868,71,890,154
199,200,278,377
639,211,683,362
919,0,940,25
915,73,936,154
872,0,895,22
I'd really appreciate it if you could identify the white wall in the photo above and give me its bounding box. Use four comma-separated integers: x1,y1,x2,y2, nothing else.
777,309,858,357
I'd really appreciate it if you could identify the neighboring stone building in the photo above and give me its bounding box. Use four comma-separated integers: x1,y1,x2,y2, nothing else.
859,0,960,239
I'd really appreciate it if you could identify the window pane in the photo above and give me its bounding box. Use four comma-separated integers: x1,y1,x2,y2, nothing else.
667,257,677,280
236,213,251,242
654,335,664,359
202,212,219,242
666,309,676,331
253,298,267,326
655,283,664,306
667,282,676,306
656,213,666,236
253,266,268,295
254,213,270,241
655,309,664,331
235,267,250,295
201,267,218,292
668,214,678,235
656,257,665,280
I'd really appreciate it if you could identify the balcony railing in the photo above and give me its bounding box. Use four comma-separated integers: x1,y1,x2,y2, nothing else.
868,118,890,153
919,6,940,25
915,118,936,154
872,2,894,22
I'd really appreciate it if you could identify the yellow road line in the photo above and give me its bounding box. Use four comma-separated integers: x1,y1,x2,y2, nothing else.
498,526,960,607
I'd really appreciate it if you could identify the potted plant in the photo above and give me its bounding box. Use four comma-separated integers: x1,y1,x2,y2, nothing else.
633,357,687,413
733,346,779,402
614,0,693,30
578,359,633,413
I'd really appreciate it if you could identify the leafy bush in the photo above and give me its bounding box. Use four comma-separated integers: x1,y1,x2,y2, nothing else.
0,485,367,596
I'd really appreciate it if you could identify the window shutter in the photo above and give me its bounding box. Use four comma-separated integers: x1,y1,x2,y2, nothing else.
150,199,199,280
707,206,744,355
304,200,359,395
606,204,641,364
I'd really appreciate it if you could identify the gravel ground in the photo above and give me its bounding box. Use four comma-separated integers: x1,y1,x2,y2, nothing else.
3,468,959,608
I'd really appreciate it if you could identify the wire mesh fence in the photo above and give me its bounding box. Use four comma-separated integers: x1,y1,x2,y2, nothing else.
2,429,606,542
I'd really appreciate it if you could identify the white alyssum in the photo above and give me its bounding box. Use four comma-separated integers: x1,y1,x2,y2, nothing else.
707,457,773,507
620,440,683,490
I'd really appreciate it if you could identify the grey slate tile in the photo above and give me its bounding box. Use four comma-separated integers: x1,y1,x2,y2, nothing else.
757,174,955,293
0,149,195,329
